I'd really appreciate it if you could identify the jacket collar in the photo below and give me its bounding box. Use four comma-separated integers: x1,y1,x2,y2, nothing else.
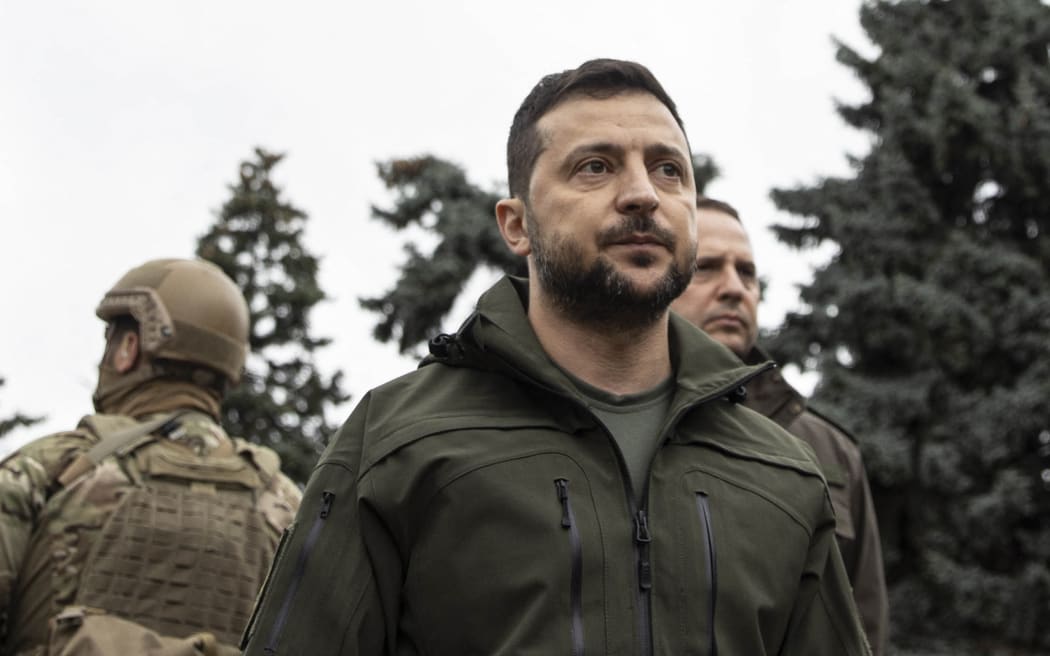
740,345,807,429
434,276,770,407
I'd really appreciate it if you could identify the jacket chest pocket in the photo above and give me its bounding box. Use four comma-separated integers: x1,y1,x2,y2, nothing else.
653,480,719,656
555,478,585,656
654,470,814,654
694,490,718,655
397,452,608,655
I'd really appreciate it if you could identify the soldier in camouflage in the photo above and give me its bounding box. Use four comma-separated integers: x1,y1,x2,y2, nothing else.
0,258,301,656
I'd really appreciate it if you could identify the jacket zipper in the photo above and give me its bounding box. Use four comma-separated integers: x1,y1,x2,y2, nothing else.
555,479,585,656
627,368,771,655
696,492,718,656
587,417,653,656
634,507,653,656
585,421,653,656
263,490,335,654
533,366,771,656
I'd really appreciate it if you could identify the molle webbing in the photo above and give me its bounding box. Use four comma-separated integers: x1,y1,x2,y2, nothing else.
57,413,280,645
75,479,275,646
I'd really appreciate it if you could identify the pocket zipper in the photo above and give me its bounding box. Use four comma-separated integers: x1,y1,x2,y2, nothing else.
555,478,585,656
263,490,335,654
696,492,718,656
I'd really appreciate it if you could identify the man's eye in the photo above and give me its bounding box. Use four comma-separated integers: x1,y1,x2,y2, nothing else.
582,160,608,174
657,163,682,178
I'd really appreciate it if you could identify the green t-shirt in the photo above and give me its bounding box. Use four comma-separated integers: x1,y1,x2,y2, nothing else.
567,373,676,501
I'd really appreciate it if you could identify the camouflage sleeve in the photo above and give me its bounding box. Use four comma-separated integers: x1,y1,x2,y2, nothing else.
258,472,303,537
0,431,91,633
227,435,303,538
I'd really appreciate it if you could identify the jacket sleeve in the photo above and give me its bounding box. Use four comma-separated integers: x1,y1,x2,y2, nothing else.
240,394,389,655
847,460,889,656
0,432,86,640
780,501,873,656
789,409,889,655
0,449,42,637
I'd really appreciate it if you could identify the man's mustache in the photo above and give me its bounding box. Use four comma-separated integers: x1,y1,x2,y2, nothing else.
597,214,677,250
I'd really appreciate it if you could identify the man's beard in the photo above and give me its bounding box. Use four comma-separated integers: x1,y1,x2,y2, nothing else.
529,213,694,332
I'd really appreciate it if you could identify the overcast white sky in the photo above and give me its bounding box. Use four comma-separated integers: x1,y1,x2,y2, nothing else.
1,0,872,456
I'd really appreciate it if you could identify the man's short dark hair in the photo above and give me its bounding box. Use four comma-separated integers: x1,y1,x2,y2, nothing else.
697,196,740,221
506,58,690,201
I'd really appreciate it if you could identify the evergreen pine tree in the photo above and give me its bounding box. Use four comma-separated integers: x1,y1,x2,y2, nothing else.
767,1,1050,652
360,156,518,354
197,147,349,484
0,376,42,439
363,154,720,354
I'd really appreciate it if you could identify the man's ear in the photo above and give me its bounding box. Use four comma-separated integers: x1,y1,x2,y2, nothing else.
113,331,139,373
495,198,531,257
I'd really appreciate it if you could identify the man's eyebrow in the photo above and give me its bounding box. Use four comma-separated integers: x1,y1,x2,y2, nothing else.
559,142,690,172
562,142,625,164
645,143,689,163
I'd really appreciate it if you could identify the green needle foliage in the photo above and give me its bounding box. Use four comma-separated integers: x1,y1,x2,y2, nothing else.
363,153,720,354
197,148,349,484
766,1,1050,652
361,156,518,355
0,376,42,440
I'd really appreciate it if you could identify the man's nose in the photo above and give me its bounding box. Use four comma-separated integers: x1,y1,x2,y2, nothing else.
718,267,747,299
615,163,659,215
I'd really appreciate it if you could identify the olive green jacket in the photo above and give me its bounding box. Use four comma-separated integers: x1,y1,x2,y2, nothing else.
242,277,870,655
742,348,889,655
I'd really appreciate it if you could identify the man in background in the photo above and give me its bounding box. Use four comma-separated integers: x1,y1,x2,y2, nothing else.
0,258,301,655
671,197,889,654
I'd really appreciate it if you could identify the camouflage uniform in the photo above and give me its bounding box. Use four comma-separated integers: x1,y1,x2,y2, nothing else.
0,410,300,656
0,258,302,656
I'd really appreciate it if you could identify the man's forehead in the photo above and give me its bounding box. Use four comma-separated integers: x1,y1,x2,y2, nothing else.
695,246,754,262
696,219,754,260
536,90,689,150
698,210,751,239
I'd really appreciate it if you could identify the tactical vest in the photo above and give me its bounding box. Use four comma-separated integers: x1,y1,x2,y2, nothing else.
50,413,283,647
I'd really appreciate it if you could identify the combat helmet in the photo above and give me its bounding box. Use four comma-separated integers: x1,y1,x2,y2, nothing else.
95,258,250,385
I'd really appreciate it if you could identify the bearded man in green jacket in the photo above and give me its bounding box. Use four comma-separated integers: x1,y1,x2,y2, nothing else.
241,58,871,655
670,197,889,654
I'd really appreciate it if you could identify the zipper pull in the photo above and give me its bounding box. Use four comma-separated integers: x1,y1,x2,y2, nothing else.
638,557,653,591
555,479,572,528
635,509,653,591
634,509,651,544
319,491,335,518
